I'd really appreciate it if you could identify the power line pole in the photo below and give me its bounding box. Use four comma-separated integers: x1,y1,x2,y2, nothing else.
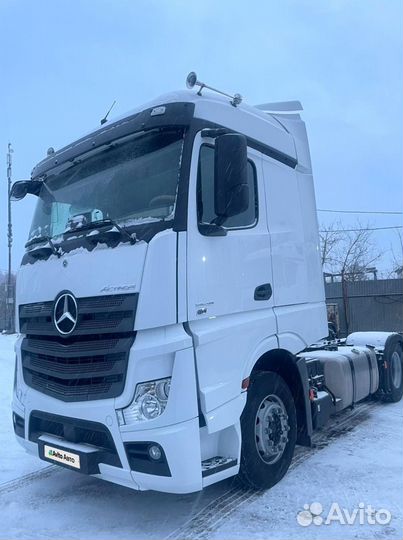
6,143,14,333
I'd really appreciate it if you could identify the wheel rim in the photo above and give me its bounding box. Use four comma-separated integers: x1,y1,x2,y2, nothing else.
254,394,290,465
390,350,402,389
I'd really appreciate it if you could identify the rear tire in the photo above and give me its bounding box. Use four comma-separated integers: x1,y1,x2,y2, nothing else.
237,371,297,490
380,334,403,403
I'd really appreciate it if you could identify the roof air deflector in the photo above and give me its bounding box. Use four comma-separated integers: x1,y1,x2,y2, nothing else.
255,101,303,112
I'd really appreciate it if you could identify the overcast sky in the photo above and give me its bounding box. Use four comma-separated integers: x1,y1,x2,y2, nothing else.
1,0,402,273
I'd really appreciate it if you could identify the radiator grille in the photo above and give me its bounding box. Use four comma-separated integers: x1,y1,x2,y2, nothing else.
20,294,137,402
19,294,137,336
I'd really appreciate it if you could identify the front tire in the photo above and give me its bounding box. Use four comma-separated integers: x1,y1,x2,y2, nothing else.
237,371,297,490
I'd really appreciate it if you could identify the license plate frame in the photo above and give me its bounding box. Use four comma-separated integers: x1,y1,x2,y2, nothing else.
38,438,101,474
43,444,81,469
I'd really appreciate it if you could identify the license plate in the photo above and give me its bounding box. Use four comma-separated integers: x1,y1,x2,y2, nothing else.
44,444,81,469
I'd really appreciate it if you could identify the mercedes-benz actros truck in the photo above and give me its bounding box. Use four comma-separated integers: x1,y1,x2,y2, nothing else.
11,73,403,494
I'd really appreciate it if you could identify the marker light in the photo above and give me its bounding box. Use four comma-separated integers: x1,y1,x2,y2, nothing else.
13,356,17,392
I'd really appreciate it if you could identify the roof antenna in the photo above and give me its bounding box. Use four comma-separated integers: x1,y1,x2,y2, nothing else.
100,100,117,125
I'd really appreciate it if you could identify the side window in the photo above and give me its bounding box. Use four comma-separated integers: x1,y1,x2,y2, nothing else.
197,145,258,229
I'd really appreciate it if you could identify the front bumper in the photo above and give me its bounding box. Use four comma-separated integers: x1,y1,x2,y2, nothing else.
12,326,205,494
13,412,202,493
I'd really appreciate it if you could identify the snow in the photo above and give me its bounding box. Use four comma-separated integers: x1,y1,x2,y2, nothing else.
0,334,402,539
0,334,48,483
209,402,403,540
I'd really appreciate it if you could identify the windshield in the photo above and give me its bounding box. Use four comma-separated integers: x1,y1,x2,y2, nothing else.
28,129,184,243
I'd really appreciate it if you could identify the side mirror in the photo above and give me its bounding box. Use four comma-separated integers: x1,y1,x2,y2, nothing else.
10,180,42,201
214,134,249,221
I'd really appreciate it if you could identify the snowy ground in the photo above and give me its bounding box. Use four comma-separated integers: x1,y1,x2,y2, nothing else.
0,334,48,483
1,334,402,540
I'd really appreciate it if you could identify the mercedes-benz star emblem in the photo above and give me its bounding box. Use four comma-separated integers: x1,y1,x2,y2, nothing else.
53,293,78,335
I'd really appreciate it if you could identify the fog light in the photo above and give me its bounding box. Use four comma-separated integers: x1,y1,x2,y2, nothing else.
148,444,162,461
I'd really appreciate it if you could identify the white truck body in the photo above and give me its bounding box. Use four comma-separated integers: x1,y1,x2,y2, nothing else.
11,88,403,493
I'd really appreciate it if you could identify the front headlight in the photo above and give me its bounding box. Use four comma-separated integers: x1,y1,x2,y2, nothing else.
117,377,171,426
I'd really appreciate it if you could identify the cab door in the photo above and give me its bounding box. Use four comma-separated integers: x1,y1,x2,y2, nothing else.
186,132,277,415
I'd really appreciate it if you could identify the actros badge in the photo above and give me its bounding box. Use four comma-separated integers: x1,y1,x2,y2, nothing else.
53,292,78,335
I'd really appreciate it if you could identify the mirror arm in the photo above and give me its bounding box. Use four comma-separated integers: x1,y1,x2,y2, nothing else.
211,215,227,227
201,128,231,139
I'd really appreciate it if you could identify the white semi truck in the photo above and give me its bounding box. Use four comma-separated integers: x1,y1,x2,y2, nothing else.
11,73,403,494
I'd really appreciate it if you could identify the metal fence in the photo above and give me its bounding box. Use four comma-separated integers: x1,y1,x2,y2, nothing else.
325,278,403,337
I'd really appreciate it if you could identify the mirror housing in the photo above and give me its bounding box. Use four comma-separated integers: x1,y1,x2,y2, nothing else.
214,134,249,221
198,223,227,237
10,180,42,201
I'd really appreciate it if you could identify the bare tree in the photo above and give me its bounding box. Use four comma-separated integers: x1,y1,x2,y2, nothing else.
320,221,382,280
336,226,381,281
319,223,340,268
319,221,382,334
389,228,403,278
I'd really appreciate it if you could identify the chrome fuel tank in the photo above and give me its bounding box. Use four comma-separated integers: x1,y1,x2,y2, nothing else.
300,346,379,412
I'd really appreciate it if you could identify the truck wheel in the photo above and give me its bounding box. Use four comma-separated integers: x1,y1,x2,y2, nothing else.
237,371,297,490
381,334,403,402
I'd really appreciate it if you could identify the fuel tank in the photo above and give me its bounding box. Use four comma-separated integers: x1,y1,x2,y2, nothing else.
300,346,379,412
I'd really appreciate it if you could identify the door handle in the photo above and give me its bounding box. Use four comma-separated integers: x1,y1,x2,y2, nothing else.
254,283,272,301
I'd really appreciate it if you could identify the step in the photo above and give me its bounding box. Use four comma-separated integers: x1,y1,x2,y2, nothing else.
201,456,237,477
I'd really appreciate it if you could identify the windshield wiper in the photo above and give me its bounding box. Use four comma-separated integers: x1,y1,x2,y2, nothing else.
25,235,62,258
64,218,136,245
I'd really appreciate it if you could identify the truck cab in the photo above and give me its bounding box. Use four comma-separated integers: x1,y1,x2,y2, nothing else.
11,84,402,493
